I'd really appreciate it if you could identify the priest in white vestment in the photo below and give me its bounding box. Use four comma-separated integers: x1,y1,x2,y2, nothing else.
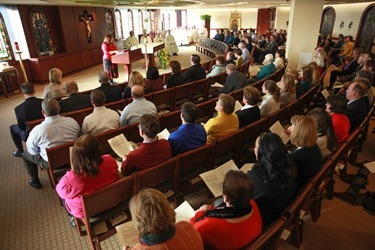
154,32,164,43
125,31,139,49
165,30,179,56
140,29,153,44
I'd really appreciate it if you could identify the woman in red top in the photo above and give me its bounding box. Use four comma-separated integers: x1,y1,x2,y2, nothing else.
326,95,350,143
102,34,119,84
56,135,119,224
190,170,262,250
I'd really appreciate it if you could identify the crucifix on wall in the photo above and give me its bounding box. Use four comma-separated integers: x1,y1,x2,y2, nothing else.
79,10,94,43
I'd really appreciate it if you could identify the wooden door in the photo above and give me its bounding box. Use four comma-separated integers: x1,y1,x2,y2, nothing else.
257,8,273,35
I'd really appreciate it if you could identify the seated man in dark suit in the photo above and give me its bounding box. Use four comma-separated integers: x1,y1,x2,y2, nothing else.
236,86,261,128
346,80,368,132
96,71,122,103
221,63,247,94
168,102,207,156
59,81,92,113
10,82,43,157
183,54,206,83
328,48,360,89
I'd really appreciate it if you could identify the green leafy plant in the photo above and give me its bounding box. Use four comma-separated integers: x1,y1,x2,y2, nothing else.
200,14,212,21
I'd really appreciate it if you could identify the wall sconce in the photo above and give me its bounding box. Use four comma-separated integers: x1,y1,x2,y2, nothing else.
286,20,289,27
339,21,344,29
348,21,353,30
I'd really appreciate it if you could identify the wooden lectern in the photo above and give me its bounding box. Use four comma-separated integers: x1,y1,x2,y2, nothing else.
111,48,142,82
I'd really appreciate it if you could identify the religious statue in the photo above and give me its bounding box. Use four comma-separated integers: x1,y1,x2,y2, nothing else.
82,16,92,38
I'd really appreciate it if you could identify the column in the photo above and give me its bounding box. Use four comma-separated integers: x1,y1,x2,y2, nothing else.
286,0,324,70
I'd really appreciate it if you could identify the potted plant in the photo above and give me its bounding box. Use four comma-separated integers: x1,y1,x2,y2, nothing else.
200,15,212,37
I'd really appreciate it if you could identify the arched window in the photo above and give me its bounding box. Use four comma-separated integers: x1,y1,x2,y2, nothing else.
161,14,165,31
356,4,375,52
105,9,115,39
114,9,123,40
138,9,144,33
167,14,171,30
29,7,54,56
147,10,154,33
319,7,335,38
0,13,12,61
127,10,134,34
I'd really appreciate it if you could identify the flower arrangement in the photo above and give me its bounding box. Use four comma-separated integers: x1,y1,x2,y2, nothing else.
157,48,170,69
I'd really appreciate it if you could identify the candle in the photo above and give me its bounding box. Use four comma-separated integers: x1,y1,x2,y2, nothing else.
14,42,19,51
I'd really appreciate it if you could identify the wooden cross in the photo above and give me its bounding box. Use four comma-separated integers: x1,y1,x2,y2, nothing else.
79,10,94,43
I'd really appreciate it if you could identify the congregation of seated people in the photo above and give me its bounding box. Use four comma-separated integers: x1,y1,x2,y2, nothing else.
9,27,375,248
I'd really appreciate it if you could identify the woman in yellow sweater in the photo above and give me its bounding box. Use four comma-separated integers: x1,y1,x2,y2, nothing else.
204,94,239,142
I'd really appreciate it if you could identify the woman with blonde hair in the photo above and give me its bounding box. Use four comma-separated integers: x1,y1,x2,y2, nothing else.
126,188,204,250
123,71,145,99
278,73,296,108
43,68,66,99
259,80,280,117
308,62,321,84
289,115,322,188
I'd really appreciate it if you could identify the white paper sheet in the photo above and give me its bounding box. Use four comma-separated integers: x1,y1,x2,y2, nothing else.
240,163,255,173
175,201,195,223
116,221,139,247
235,100,243,112
364,161,375,174
211,82,224,88
321,89,330,100
108,134,134,159
269,121,290,145
157,128,170,140
200,160,239,197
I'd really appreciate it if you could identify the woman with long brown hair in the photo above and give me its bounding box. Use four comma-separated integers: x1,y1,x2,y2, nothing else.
56,135,119,224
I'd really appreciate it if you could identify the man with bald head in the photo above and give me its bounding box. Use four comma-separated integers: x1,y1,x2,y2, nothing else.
120,85,157,125
346,80,368,131
59,81,91,113
95,71,122,103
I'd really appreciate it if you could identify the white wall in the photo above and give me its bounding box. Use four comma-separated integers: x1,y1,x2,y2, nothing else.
275,7,290,31
274,2,374,38
186,9,258,30
325,2,373,38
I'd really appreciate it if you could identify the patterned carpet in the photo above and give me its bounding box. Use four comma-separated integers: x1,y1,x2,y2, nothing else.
0,45,374,249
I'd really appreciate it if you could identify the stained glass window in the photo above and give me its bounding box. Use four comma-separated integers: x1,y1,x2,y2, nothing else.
0,13,12,61
30,7,53,56
105,9,115,39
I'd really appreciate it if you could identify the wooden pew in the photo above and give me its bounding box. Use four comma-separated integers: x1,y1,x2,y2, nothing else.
75,176,136,250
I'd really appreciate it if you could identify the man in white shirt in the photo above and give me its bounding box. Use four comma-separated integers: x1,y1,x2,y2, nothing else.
22,98,80,189
238,42,250,63
120,85,157,126
82,89,120,135
125,31,139,49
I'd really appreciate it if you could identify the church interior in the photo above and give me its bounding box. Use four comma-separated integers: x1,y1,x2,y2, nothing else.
0,0,374,249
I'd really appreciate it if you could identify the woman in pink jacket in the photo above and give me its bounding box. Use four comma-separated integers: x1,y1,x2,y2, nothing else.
56,134,119,226
102,34,119,84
